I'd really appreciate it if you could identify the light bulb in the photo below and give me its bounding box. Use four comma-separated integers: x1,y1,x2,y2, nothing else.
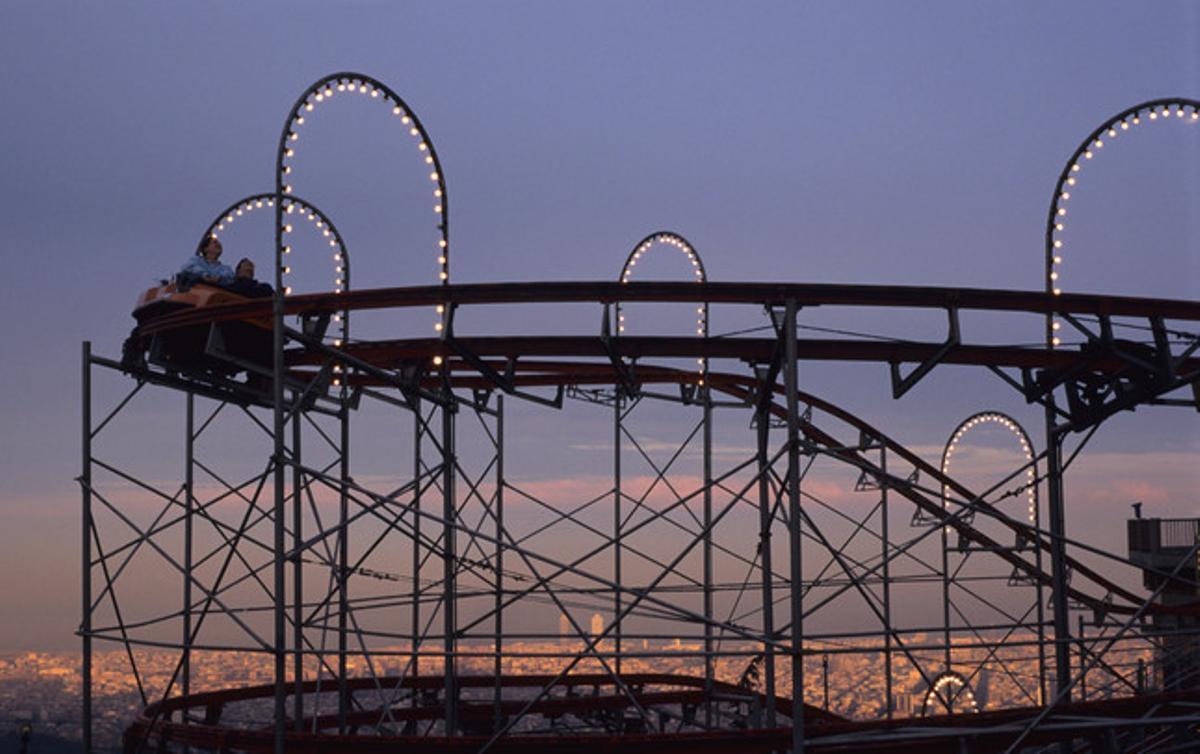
433,355,443,366
439,271,447,280
284,286,292,295
434,322,443,331
1052,336,1061,346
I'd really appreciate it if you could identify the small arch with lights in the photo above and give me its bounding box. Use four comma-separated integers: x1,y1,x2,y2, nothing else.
616,231,709,379
274,72,449,338
921,670,979,717
934,411,1038,532
205,192,352,385
1044,97,1200,347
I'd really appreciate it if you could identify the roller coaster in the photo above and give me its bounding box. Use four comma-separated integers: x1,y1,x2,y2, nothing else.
80,74,1200,753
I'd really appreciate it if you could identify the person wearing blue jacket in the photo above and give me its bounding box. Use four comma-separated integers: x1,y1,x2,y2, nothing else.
180,235,234,287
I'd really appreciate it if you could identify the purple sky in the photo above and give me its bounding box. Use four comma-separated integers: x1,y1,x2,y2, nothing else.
1,2,1199,650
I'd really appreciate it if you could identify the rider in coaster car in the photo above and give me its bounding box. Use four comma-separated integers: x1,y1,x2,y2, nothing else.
227,258,274,299
179,235,234,289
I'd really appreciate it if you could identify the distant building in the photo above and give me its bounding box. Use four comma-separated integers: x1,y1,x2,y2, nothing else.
590,612,604,638
1128,516,1200,691
559,612,571,643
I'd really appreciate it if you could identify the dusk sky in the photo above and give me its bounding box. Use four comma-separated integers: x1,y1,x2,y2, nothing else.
2,2,1199,651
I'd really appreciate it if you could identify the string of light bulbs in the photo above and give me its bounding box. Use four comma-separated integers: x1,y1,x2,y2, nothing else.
203,192,352,386
940,411,1038,530
1045,98,1200,348
275,72,449,346
616,231,709,381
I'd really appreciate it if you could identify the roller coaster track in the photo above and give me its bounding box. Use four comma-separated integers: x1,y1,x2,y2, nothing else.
130,279,1200,624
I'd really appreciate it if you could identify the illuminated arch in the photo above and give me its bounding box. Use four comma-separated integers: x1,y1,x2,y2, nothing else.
205,192,353,384
274,72,449,336
921,670,979,716
938,411,1038,528
1044,98,1200,347
202,192,350,298
616,231,708,377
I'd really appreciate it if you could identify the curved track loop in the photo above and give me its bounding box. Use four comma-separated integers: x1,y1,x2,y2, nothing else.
131,280,1200,619
137,279,1200,336
127,677,1199,753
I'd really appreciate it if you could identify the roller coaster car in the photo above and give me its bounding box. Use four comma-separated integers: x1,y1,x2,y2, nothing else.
123,280,272,381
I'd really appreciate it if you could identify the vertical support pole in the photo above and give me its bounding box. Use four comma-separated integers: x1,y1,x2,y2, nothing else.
1077,614,1087,702
783,299,804,754
292,415,304,730
183,394,195,722
880,447,893,721
822,654,829,711
412,398,423,710
272,187,287,754
703,386,714,727
337,398,349,734
613,393,623,678
1035,478,1048,706
442,395,458,736
1044,412,1072,704
81,342,93,754
941,518,953,682
756,379,778,728
493,396,505,733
